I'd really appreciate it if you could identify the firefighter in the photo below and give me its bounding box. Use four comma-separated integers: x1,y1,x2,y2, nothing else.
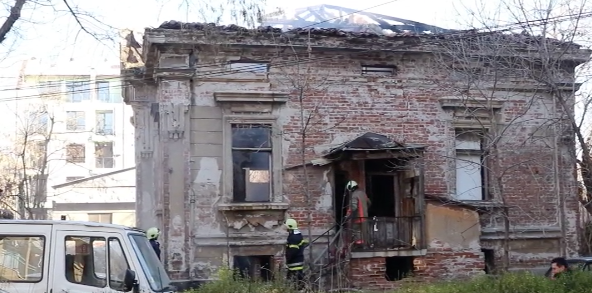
146,227,161,260
345,180,371,245
284,218,308,291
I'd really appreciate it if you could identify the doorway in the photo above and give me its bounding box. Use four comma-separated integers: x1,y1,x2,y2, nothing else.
367,175,396,217
334,170,348,228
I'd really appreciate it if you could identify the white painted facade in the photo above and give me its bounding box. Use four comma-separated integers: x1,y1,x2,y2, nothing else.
0,58,136,226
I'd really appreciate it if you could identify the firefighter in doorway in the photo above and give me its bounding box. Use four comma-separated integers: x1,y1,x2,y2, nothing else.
284,218,308,291
345,180,371,245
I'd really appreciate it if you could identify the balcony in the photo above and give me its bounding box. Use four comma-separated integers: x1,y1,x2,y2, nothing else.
350,216,423,251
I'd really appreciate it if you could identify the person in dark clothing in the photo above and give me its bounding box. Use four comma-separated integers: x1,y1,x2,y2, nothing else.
284,219,308,291
550,257,570,280
147,227,161,260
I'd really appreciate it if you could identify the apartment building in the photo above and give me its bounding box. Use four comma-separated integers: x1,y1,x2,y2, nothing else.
1,57,136,226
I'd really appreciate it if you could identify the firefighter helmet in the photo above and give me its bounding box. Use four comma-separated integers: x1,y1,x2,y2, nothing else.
146,227,160,240
346,180,358,190
285,218,298,230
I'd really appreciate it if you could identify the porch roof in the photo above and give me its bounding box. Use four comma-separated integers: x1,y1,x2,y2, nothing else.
311,132,425,166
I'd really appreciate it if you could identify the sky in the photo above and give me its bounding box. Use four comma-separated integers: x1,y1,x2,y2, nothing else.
0,0,498,76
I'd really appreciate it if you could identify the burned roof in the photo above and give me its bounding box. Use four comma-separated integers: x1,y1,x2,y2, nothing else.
153,21,585,49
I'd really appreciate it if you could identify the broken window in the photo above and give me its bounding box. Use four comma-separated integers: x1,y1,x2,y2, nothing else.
66,144,86,164
362,65,396,76
66,111,86,131
233,255,273,281
454,129,488,200
228,61,269,73
95,142,114,168
231,124,272,202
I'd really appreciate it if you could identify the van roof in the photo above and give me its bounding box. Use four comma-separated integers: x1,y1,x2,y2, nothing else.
0,219,145,233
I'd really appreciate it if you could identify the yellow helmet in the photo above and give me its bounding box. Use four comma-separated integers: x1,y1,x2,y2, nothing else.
285,218,298,230
146,227,160,240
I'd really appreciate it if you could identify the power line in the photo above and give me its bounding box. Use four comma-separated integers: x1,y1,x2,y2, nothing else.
0,9,589,103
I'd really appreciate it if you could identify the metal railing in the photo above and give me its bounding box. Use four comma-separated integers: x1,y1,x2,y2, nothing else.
350,216,421,251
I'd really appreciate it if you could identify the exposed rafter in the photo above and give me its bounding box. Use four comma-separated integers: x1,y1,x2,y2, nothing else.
262,4,452,34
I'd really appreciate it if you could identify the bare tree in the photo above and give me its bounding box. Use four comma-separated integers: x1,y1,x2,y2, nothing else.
423,0,591,268
0,102,54,219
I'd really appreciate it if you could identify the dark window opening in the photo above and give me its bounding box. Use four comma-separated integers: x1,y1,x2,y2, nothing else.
483,248,495,274
385,256,414,281
367,175,395,218
233,255,273,281
231,124,272,203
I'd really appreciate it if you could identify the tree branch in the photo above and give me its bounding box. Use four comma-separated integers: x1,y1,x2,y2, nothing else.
0,0,27,44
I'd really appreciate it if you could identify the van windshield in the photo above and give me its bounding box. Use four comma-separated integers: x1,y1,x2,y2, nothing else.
128,234,172,292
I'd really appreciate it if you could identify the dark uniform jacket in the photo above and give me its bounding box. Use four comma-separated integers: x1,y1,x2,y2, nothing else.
150,239,161,260
285,229,308,271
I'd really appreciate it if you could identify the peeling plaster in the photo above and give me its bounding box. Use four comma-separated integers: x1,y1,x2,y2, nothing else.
167,215,187,271
193,157,222,190
316,169,333,212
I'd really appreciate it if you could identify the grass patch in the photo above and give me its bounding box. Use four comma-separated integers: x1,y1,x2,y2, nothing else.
187,269,592,293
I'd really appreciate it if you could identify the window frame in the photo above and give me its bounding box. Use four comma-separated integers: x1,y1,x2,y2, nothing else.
95,110,114,135
453,129,489,201
88,213,113,224
66,111,86,132
66,80,91,103
63,235,107,288
66,143,86,164
222,115,282,203
0,234,46,283
95,81,111,103
106,237,131,290
94,142,115,168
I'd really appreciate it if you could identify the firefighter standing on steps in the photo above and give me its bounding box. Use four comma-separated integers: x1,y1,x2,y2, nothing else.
284,218,308,291
345,180,371,246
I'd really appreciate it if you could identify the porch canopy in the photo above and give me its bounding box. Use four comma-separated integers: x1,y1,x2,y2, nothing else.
312,132,425,165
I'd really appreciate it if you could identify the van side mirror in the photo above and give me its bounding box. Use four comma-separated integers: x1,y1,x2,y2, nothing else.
123,269,137,292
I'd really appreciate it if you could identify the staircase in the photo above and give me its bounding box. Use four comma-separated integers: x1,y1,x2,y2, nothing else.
305,220,355,292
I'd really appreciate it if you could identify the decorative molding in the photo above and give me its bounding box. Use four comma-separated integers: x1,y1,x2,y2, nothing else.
160,103,190,140
214,91,289,104
439,97,505,110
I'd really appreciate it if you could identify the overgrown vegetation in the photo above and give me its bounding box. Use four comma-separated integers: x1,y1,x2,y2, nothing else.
188,269,592,293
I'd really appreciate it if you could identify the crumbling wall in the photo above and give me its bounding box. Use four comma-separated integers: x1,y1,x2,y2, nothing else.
127,27,583,284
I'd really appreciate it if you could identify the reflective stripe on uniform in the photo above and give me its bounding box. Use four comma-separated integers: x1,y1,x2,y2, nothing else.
287,261,304,271
288,266,303,271
288,244,299,249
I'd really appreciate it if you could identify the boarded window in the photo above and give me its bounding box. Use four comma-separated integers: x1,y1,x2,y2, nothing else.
66,144,86,164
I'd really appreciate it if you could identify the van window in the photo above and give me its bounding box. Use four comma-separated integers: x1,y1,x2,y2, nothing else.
64,236,107,287
0,235,45,282
108,238,130,290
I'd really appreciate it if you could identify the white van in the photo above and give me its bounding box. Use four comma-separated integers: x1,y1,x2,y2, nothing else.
0,220,173,293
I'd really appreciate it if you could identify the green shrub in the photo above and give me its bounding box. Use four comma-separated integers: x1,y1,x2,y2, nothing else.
187,269,592,293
